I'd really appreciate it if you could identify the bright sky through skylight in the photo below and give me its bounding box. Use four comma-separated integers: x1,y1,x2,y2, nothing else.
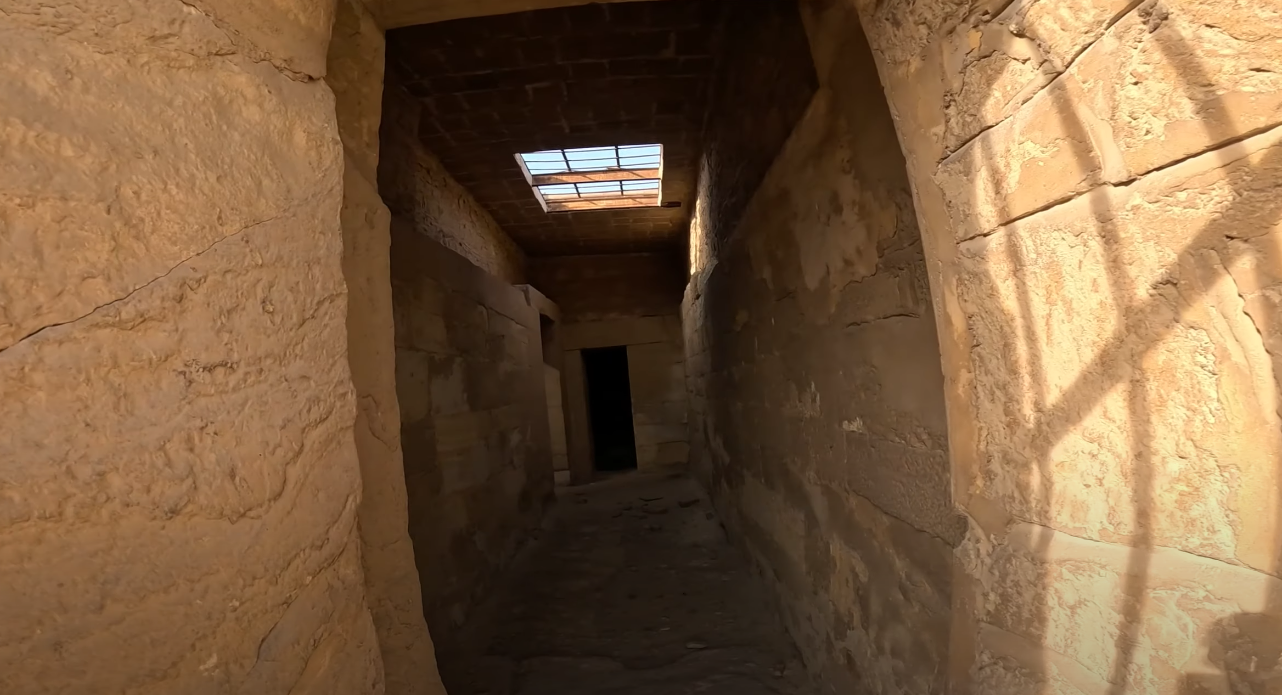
538,179,661,201
520,144,662,175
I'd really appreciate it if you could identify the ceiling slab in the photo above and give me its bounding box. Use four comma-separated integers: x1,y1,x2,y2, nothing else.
372,0,653,30
386,0,721,256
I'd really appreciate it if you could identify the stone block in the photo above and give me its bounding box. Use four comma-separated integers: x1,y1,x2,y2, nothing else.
1071,0,1282,178
327,0,387,182
186,0,335,77
936,72,1118,241
0,5,341,350
0,211,373,693
939,0,1137,151
967,523,1282,694
955,126,1282,570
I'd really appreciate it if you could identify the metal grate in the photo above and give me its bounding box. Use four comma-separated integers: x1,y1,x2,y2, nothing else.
537,179,661,201
520,144,662,175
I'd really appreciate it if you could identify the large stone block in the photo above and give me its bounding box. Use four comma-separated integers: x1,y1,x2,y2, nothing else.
956,126,1282,572
1071,0,1282,178
187,0,336,77
936,71,1119,241
0,211,377,693
940,0,1137,151
964,522,1282,694
0,2,341,351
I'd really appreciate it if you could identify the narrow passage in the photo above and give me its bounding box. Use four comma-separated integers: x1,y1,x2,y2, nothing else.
438,469,817,695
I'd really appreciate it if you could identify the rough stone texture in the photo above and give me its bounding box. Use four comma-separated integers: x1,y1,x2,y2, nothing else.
1,1,386,692
10,0,1282,691
326,2,445,693
936,0,1282,241
689,0,818,271
384,0,721,256
840,0,1282,690
329,0,388,180
963,523,1282,695
391,226,555,650
185,0,335,78
437,469,819,695
956,128,1282,571
379,65,527,284
684,12,959,690
1,0,338,351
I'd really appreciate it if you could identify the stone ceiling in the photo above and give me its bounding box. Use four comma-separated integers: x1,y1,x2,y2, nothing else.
385,0,722,256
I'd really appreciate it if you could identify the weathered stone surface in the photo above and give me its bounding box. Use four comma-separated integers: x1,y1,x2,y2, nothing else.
1,0,341,351
695,0,817,262
939,0,1136,152
956,126,1282,573
391,227,554,649
962,522,1282,694
1,0,385,690
327,7,444,692
937,0,1282,239
685,20,959,692
936,71,1120,241
1071,0,1282,178
0,211,380,693
329,0,387,180
338,165,444,695
378,67,528,284
185,0,335,77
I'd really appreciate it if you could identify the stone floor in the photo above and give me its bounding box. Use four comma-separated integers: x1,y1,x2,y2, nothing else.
437,467,818,695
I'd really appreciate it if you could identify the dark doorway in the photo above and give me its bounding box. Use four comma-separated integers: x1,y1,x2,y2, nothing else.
582,346,638,472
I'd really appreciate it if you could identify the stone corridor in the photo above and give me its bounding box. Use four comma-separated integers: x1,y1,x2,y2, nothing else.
437,469,815,695
4,0,1281,693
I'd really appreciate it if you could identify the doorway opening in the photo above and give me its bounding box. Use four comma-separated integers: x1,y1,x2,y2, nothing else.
581,346,638,472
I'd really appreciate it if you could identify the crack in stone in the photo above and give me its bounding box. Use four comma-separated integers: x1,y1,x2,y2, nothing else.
956,119,1282,245
0,214,282,357
938,0,1149,164
844,312,921,328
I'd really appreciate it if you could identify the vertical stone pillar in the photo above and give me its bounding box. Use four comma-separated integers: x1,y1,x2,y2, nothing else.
838,0,1282,690
326,0,446,693
1,0,387,691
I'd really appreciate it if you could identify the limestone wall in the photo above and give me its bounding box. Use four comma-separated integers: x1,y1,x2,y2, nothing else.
379,66,527,285
0,0,385,692
326,1,444,692
533,254,690,475
683,3,957,689
687,0,1282,691
690,0,1282,690
390,226,554,650
840,0,1282,689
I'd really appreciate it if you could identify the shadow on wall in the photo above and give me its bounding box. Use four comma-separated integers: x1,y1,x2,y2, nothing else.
947,0,1282,690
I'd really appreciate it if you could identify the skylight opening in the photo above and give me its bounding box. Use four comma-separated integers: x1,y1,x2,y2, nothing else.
516,144,664,212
